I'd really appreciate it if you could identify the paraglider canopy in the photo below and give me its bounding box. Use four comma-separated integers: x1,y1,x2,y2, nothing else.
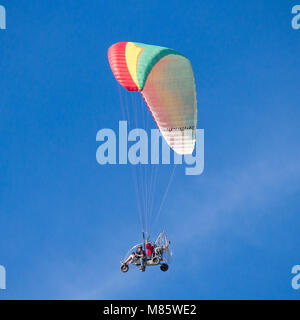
108,42,197,155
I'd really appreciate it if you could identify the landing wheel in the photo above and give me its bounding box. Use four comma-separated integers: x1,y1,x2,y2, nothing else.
160,263,168,272
121,264,129,273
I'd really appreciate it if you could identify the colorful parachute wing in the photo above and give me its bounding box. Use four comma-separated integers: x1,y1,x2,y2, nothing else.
108,42,197,154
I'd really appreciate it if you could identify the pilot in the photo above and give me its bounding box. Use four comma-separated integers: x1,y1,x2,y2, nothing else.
135,245,146,271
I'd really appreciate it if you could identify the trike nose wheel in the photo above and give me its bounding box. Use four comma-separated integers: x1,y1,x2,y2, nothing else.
121,264,129,273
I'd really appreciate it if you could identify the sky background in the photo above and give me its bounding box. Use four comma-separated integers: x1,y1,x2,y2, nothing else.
0,0,300,299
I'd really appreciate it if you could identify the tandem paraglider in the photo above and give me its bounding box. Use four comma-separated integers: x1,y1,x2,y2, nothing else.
107,42,198,272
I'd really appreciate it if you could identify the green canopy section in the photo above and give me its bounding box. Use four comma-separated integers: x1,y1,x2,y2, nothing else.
133,42,183,90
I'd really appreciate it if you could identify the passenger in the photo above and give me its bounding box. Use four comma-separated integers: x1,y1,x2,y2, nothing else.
145,240,154,258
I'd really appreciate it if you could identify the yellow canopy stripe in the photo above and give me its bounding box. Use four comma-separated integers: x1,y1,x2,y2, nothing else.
125,42,144,90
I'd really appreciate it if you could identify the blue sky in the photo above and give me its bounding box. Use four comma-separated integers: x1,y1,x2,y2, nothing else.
0,0,300,299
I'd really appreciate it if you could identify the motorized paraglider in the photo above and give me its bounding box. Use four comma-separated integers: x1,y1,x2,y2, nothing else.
108,42,197,272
